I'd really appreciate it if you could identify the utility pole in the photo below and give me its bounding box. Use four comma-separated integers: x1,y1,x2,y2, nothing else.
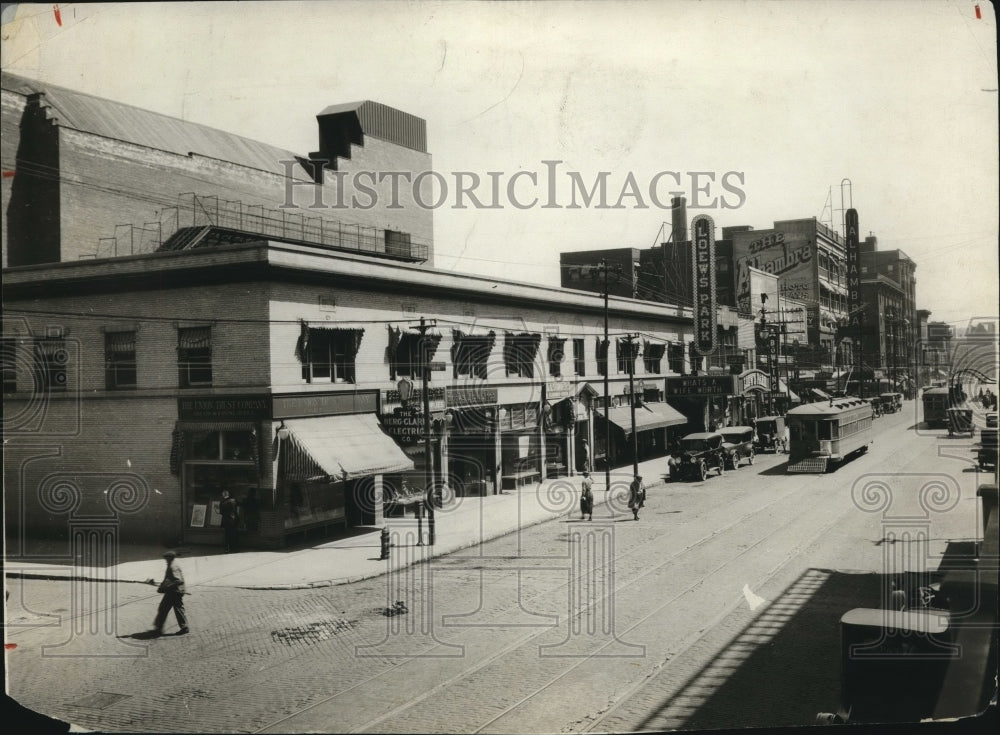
601,260,612,496
624,333,640,478
411,317,437,546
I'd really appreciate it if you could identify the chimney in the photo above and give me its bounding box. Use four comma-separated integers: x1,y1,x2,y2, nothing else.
671,196,687,242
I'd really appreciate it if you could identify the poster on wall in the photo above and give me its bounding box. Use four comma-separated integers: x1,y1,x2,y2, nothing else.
189,504,207,528
518,434,530,457
209,500,222,527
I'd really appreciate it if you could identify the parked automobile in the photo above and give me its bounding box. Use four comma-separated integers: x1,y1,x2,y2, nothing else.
946,407,975,437
986,412,998,428
975,427,998,470
718,426,756,469
754,416,786,453
880,392,903,414
668,432,727,482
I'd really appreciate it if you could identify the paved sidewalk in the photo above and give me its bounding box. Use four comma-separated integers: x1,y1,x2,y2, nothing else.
4,460,671,590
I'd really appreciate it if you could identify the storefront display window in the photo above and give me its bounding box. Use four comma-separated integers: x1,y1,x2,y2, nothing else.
285,481,346,529
184,464,258,529
182,429,259,532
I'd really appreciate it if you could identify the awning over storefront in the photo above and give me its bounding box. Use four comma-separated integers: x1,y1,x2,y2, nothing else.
600,402,687,436
279,414,414,482
776,379,800,403
810,388,832,401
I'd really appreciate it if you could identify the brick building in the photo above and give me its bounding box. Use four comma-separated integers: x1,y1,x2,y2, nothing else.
1,72,434,267
3,239,695,547
3,74,697,549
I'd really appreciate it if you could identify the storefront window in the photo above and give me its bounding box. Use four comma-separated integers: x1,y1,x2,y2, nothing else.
224,431,254,461
188,430,222,460
285,481,346,529
185,430,256,461
184,464,258,529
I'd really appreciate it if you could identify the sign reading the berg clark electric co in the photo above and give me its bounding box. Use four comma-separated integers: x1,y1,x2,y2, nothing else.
691,214,718,356
381,405,426,444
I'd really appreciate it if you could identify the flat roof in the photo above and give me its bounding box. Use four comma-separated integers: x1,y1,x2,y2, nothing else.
2,239,695,323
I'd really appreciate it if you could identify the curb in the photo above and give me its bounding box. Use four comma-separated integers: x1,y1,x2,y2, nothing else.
4,505,575,591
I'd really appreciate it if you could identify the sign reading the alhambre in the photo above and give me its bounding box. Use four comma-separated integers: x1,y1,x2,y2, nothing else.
178,394,272,421
691,214,717,355
732,226,814,303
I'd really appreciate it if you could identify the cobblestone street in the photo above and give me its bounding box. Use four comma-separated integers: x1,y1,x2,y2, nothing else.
5,408,991,732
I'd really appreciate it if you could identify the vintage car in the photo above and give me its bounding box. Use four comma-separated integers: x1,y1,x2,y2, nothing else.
975,428,998,469
880,392,903,414
668,432,727,482
753,416,786,453
868,396,883,418
987,412,998,428
946,407,975,437
718,426,756,469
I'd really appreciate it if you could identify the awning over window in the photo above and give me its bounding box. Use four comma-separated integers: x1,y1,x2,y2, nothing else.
811,388,832,400
279,414,414,482
599,402,687,436
776,379,800,403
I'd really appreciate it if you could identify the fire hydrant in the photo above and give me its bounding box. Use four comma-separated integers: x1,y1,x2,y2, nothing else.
379,526,390,560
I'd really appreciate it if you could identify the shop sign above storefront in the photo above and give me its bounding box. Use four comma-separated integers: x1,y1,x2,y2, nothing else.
447,385,498,407
545,381,574,400
384,386,445,404
665,375,737,397
381,405,427,444
178,394,272,421
273,391,377,419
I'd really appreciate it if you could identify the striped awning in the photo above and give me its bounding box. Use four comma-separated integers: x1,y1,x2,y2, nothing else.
278,414,414,483
600,402,687,436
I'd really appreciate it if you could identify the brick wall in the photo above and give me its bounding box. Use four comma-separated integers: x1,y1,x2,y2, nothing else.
53,125,433,263
3,395,182,546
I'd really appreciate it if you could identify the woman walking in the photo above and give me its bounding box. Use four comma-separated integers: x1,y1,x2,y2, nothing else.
580,471,594,521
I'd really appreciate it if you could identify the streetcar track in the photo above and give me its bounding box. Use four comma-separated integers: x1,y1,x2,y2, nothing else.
254,464,837,733
578,493,856,732
471,478,857,734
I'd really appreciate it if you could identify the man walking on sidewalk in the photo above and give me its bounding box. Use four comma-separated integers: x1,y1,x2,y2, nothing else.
151,551,189,636
628,475,646,521
220,489,239,553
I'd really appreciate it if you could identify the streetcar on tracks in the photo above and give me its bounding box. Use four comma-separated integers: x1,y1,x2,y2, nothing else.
922,387,950,428
786,397,873,473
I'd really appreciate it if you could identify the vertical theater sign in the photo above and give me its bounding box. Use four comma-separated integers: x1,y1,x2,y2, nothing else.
691,214,718,357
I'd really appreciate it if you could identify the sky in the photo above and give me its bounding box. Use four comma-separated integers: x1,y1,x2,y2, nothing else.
2,0,997,329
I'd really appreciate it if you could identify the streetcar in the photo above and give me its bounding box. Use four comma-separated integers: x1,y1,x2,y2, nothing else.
786,397,873,473
922,386,950,428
